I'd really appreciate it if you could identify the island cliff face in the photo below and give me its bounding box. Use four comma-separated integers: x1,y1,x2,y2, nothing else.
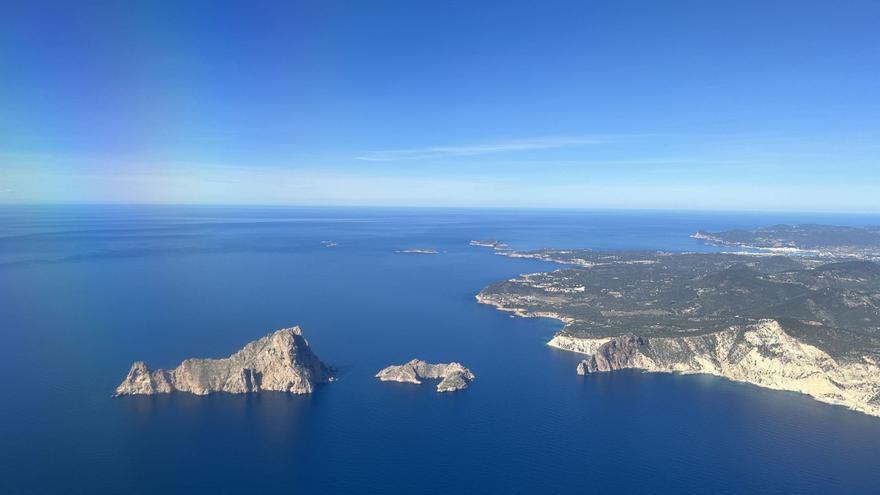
376,359,475,392
114,326,333,396
564,320,880,416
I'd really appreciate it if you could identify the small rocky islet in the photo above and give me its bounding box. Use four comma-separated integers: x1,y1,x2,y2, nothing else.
396,248,440,255
375,359,475,392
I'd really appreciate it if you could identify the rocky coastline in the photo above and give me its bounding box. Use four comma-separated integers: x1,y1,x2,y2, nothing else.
477,244,880,417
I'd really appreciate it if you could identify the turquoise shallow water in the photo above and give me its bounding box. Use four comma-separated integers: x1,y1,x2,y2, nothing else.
2,206,880,494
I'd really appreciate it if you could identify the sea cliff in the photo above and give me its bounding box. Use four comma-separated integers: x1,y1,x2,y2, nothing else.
562,320,880,416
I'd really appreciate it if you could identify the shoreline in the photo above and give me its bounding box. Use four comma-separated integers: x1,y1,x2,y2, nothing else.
476,246,880,419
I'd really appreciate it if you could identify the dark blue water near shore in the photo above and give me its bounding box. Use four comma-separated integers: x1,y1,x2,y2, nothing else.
2,206,880,494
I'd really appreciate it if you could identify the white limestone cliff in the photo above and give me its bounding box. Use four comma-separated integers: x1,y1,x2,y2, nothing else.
570,320,880,417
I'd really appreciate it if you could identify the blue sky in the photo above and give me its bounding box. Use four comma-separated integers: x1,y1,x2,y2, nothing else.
1,0,878,211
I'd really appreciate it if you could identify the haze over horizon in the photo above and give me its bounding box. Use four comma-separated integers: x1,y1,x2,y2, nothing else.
1,1,878,212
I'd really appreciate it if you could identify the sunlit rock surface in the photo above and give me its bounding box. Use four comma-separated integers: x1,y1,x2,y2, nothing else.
571,320,880,417
114,326,333,396
376,359,475,392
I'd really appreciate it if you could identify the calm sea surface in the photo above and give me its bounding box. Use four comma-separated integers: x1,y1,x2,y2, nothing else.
2,206,880,494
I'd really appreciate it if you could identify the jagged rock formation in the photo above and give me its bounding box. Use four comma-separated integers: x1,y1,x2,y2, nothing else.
114,326,334,396
375,359,475,392
570,320,880,416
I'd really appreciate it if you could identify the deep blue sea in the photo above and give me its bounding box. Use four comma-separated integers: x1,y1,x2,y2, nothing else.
2,206,880,494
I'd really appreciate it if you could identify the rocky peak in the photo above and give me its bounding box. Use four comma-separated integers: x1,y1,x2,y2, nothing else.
114,325,333,397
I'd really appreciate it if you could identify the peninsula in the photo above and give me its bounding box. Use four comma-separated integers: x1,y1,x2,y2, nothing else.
114,326,334,396
376,359,475,392
469,239,510,251
477,237,880,417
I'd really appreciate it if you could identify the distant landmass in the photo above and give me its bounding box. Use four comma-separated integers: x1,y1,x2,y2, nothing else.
114,326,334,396
475,227,880,417
693,224,880,259
469,239,510,251
397,248,440,255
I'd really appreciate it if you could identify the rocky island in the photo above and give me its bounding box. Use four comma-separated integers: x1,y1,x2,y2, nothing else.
114,326,334,396
397,248,440,255
478,241,880,417
376,359,475,392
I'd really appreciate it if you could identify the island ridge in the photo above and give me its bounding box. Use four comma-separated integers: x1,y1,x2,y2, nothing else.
114,326,334,396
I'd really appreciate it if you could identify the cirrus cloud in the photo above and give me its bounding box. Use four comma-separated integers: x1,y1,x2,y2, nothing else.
355,135,614,161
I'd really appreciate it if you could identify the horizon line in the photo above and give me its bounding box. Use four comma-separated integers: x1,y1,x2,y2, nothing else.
1,201,879,216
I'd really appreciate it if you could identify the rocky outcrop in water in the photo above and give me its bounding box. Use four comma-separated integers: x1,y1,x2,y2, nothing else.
375,359,475,392
397,248,440,254
114,326,334,396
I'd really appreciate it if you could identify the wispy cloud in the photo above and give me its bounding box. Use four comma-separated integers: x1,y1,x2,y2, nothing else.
355,136,612,161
